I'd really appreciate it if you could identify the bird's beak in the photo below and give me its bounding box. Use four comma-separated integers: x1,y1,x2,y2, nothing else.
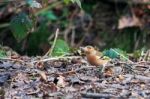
80,47,86,52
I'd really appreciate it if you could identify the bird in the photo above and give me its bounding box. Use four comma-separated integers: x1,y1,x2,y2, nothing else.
81,46,109,66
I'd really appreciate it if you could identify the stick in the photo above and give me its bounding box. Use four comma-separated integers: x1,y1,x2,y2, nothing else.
75,66,96,72
0,57,24,63
81,92,115,98
32,56,82,63
44,28,59,57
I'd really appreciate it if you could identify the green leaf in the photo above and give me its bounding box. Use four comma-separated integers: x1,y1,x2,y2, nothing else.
103,48,129,61
51,39,70,56
64,0,71,4
27,21,51,55
64,0,82,8
40,10,57,21
133,50,141,59
0,49,7,58
10,13,33,42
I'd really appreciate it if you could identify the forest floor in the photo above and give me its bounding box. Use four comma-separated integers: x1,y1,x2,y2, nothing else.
0,54,150,99
0,1,150,99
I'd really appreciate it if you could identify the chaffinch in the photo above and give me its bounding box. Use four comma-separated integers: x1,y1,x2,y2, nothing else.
81,46,109,66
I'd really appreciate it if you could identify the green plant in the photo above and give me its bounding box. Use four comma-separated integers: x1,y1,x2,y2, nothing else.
7,0,81,55
103,48,129,61
51,39,70,56
10,12,33,42
0,49,6,58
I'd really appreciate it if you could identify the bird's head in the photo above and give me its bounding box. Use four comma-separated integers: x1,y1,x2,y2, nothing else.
80,46,97,55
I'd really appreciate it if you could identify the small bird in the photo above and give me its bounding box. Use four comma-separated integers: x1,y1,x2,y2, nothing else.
81,46,109,66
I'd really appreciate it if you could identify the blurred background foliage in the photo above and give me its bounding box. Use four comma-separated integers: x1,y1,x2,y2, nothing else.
0,0,150,56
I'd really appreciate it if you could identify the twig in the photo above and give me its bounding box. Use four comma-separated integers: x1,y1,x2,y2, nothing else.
0,57,24,63
32,56,82,63
0,57,11,60
101,63,107,73
71,28,75,47
81,92,115,98
143,50,150,61
0,23,10,28
75,66,96,72
44,28,59,57
27,87,40,95
49,28,59,56
135,75,150,82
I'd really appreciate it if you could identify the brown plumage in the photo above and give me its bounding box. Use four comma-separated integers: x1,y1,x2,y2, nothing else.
81,46,108,66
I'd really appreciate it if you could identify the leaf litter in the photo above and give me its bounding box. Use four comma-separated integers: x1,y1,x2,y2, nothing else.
0,49,150,99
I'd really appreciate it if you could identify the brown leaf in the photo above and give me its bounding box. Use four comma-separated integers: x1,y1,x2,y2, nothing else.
57,75,66,88
118,15,142,29
104,68,113,77
39,71,47,82
118,75,124,81
36,61,44,69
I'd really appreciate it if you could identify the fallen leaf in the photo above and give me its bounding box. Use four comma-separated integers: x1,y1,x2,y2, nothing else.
57,75,66,88
104,68,113,77
118,75,124,81
39,71,47,82
36,61,44,69
118,15,142,29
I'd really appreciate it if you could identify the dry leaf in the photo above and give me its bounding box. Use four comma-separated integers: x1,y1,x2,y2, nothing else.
57,75,66,88
118,75,124,81
140,84,145,89
39,71,47,82
118,15,142,29
36,61,44,69
104,68,113,77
